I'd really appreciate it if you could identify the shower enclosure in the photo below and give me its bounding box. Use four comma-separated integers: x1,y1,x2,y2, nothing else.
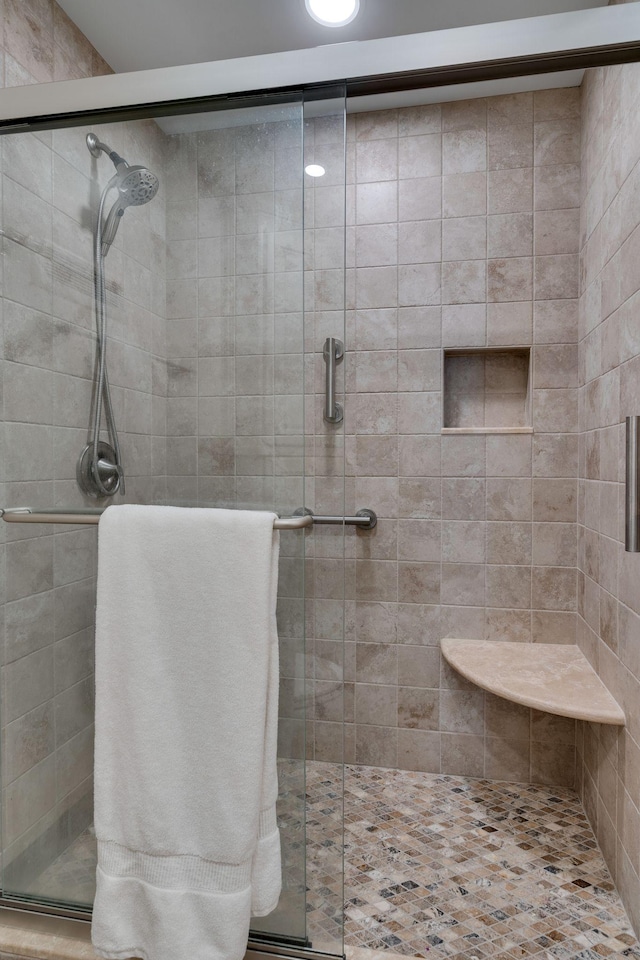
2,4,640,958
0,86,348,958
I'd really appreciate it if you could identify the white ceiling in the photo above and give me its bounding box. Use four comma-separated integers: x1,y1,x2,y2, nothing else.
57,0,606,75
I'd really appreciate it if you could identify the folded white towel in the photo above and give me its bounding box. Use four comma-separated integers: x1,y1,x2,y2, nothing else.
91,505,282,960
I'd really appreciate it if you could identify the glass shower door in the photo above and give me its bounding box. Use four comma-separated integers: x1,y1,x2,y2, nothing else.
0,87,346,959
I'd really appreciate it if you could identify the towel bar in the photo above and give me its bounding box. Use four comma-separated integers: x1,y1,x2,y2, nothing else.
0,507,377,531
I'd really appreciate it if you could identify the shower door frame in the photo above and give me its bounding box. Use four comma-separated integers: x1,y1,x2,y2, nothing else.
2,4,640,956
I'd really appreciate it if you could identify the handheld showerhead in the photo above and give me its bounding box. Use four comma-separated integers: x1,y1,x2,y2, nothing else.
87,133,160,255
100,164,160,254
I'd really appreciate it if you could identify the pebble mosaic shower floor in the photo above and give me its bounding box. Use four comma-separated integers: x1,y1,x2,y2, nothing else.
20,762,640,960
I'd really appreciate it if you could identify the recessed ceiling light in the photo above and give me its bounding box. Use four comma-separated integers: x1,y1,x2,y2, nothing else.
305,0,360,27
305,164,326,177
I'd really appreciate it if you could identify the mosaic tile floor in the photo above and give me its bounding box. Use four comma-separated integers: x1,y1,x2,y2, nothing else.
16,763,640,960
331,765,639,960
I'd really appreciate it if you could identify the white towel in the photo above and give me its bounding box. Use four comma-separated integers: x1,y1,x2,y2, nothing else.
91,505,282,960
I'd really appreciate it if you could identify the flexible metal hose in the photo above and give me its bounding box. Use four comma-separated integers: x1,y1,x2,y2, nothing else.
90,177,125,496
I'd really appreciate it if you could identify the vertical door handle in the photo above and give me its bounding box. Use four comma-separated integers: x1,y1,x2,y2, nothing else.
323,337,344,424
626,416,640,552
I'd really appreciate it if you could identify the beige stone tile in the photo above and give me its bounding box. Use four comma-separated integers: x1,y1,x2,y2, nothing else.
486,478,532,521
398,687,439,730
485,737,531,780
441,434,485,476
441,732,484,776
441,562,485,606
398,349,440,392
355,223,398,268
534,345,578,389
533,478,577,521
355,560,397,602
398,104,441,137
486,564,532,608
398,306,441,349
488,167,533,214
356,181,397,225
442,304,486,346
398,263,441,307
442,172,487,217
533,87,581,121
442,260,486,304
355,724,398,767
485,607,532,642
488,123,533,170
441,520,485,563
534,209,580,255
488,213,533,258
534,163,580,211
442,216,487,261
355,683,397,725
398,176,441,221
532,522,577,567
534,298,578,343
398,134,441,179
534,119,581,165
487,257,533,301
355,601,397,644
443,477,486,520
532,566,577,611
356,139,398,182
397,728,441,771
486,522,532,564
531,740,576,787
398,220,441,264
532,610,576,643
398,477,441,519
398,435,441,477
398,562,440,604
442,99,487,132
486,434,532,476
355,642,397,684
397,603,441,646
397,645,440,687
397,519,441,562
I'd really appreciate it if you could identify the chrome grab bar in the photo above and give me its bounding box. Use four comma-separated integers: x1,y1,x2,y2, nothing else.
0,507,377,531
626,416,640,552
323,337,344,424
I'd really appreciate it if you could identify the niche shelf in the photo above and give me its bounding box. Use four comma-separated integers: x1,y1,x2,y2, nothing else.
442,347,532,435
441,639,625,725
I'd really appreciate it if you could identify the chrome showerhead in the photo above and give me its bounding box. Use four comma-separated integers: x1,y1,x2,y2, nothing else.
116,165,159,206
86,132,160,255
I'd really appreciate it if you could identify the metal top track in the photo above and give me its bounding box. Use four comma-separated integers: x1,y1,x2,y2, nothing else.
0,4,638,131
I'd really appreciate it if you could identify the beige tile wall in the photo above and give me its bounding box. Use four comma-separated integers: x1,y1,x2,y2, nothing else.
577,57,640,934
308,90,582,786
0,0,168,883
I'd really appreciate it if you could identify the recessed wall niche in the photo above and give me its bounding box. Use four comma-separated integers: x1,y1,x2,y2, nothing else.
443,347,532,434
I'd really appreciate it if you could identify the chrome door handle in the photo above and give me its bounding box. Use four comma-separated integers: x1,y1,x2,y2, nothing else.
626,416,640,552
323,337,344,424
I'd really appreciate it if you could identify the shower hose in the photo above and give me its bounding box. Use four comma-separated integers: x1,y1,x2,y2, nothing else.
90,176,125,497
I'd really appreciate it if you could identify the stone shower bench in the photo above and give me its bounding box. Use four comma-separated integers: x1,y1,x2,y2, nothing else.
441,639,626,726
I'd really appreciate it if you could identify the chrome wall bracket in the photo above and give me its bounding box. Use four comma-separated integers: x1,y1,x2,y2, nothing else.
77,441,124,499
323,337,344,424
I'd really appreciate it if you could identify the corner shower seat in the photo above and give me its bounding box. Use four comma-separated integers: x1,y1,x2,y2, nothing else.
441,639,625,725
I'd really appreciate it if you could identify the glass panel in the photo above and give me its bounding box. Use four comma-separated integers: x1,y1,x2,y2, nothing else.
0,88,345,955
301,90,347,957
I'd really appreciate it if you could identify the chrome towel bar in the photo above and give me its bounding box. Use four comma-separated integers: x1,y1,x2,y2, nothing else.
0,507,377,531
